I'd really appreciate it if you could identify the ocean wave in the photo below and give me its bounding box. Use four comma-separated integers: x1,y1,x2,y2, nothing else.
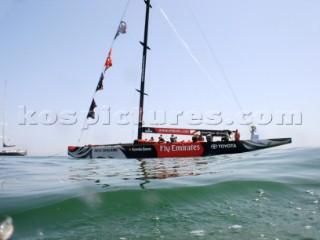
1,147,320,239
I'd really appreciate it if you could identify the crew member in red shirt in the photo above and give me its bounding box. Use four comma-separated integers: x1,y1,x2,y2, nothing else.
235,129,240,141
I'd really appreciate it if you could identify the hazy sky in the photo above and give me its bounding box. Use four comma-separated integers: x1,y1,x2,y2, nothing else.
0,0,319,155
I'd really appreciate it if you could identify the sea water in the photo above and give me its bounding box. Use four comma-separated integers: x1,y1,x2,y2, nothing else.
0,147,319,240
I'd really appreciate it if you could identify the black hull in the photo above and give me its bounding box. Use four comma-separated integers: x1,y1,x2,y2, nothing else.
68,138,291,159
0,151,27,156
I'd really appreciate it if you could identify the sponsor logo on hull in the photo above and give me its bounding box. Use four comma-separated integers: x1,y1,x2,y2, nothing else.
154,143,203,158
130,147,152,152
211,143,237,149
92,146,127,158
93,147,119,153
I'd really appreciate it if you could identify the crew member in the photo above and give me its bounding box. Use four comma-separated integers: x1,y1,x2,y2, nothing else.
206,134,213,142
222,131,230,142
198,134,204,141
235,129,240,141
158,135,165,143
192,133,199,142
170,134,177,143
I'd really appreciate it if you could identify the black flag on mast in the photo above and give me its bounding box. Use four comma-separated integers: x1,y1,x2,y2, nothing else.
96,73,104,91
87,99,97,119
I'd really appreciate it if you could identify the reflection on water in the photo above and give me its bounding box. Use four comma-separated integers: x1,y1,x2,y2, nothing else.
138,158,212,188
138,158,207,180
68,155,239,189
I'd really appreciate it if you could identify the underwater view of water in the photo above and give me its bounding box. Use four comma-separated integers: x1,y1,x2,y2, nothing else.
1,147,319,239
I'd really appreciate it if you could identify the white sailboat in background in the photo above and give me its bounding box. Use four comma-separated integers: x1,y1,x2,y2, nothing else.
0,81,27,156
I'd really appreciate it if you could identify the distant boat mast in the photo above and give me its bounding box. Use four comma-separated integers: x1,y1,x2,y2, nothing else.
1,81,7,147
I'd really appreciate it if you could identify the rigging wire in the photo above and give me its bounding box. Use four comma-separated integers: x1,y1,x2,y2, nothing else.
158,7,235,108
77,0,131,146
43,151,66,158
185,1,243,112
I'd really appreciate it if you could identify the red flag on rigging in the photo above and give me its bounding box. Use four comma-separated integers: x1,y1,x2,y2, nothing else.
104,48,112,72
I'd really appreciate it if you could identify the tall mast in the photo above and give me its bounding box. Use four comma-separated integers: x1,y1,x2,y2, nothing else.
137,0,151,140
1,81,6,147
